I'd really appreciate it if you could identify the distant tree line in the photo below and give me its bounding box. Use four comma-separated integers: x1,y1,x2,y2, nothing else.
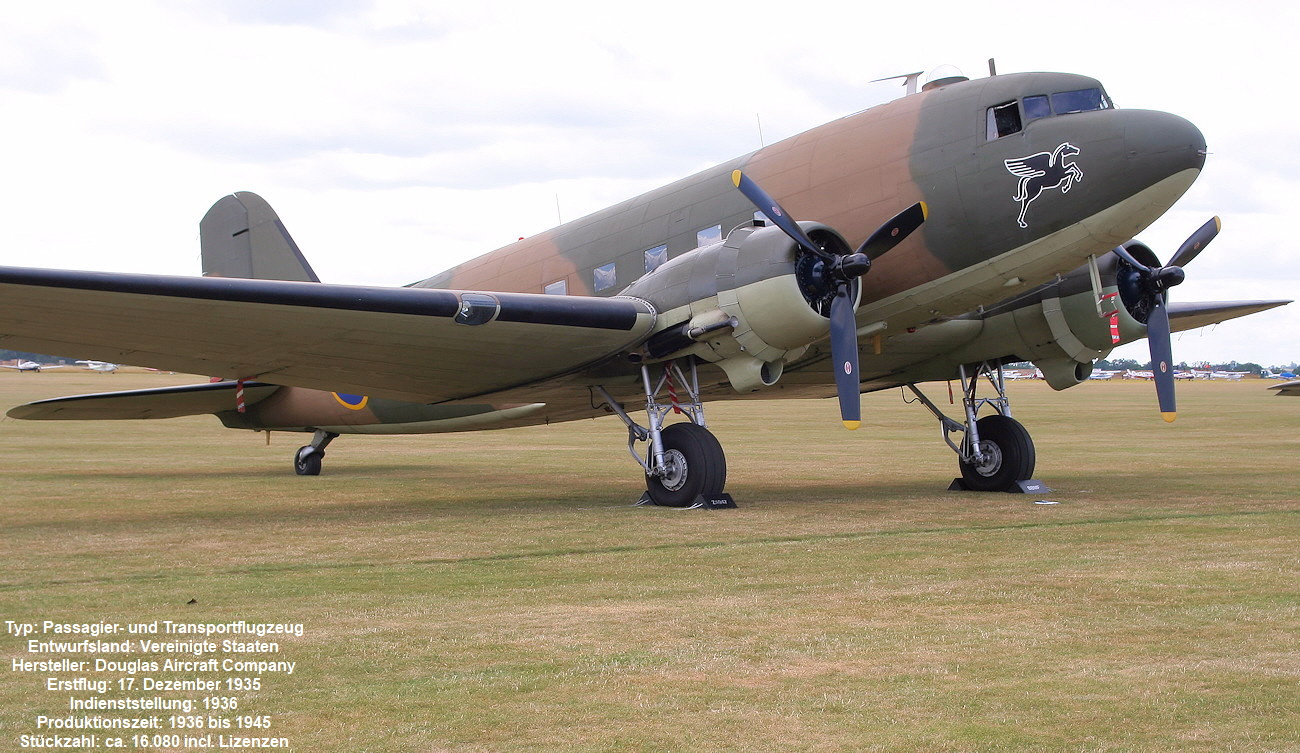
1,350,78,364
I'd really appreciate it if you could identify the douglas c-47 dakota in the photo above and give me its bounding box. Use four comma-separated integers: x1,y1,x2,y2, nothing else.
0,68,1289,506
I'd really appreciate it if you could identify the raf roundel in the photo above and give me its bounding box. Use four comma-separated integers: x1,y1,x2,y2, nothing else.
331,393,369,410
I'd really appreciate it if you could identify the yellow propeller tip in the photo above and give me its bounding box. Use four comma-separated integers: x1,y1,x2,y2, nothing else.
843,420,861,431
1161,412,1177,423
731,169,743,187
919,201,929,220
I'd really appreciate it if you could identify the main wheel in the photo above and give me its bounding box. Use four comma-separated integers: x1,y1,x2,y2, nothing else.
294,446,323,476
645,422,727,507
958,414,1035,492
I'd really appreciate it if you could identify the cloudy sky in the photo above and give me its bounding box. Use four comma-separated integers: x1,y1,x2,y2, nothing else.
1,1,1295,366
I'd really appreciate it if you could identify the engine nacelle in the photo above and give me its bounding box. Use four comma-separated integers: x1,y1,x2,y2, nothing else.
625,222,855,392
944,283,1121,390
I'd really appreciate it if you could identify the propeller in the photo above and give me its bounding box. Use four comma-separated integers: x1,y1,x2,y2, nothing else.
1112,216,1221,423
731,170,926,429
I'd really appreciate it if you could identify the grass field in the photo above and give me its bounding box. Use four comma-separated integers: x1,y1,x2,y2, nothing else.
1,371,1296,752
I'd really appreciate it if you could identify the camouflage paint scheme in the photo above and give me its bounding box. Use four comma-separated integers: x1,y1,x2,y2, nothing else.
1,72,1285,439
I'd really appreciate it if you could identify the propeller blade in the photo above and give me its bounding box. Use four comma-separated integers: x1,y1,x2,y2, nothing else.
1167,216,1221,269
856,201,928,260
1146,294,1177,422
829,286,861,430
1111,244,1151,272
731,170,830,261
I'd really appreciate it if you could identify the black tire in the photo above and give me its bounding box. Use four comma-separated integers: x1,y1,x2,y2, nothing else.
645,422,727,507
958,414,1035,492
294,446,323,476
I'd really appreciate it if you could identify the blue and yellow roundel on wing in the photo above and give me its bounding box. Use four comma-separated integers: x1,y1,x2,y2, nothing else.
331,392,369,410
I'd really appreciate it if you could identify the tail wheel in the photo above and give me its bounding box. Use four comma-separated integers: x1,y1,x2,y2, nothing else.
645,422,726,507
959,415,1035,492
294,447,323,476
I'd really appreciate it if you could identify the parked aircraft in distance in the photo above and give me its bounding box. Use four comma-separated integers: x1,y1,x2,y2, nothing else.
2,361,63,373
76,360,120,373
1,67,1290,504
1088,370,1120,380
1262,370,1297,380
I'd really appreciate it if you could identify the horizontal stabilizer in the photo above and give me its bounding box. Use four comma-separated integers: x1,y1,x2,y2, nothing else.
7,380,279,421
1167,300,1290,333
1271,380,1300,397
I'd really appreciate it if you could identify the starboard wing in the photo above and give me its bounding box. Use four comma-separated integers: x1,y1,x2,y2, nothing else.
1167,300,1291,332
0,267,657,404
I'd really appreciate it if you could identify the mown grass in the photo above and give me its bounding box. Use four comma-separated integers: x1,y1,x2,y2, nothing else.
1,371,1296,751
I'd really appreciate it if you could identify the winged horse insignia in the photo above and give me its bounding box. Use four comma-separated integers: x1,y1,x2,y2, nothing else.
1004,142,1084,228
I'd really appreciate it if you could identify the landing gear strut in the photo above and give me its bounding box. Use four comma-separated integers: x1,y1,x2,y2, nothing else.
294,429,338,476
596,359,734,508
906,361,1043,493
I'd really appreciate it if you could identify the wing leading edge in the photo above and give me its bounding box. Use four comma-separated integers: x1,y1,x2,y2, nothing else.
0,267,657,404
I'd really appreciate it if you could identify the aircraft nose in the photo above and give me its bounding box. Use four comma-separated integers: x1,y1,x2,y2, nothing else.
1122,109,1207,179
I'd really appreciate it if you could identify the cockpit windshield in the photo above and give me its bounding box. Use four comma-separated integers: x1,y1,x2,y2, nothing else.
1026,88,1110,121
986,87,1112,140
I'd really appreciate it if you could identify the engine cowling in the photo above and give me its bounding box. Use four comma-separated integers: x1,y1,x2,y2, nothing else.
624,222,856,392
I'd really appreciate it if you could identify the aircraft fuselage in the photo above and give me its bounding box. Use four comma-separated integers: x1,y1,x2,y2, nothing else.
416,72,1203,308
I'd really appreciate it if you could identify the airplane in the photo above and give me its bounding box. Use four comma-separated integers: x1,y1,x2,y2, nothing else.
1087,370,1120,380
76,360,120,373
0,68,1291,505
1,360,64,373
1261,370,1296,379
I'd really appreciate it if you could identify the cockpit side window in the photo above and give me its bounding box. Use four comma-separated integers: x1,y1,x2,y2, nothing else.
1050,88,1109,114
986,100,1022,140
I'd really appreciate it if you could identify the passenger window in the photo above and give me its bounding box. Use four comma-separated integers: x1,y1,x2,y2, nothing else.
644,244,668,274
696,224,722,247
593,262,618,292
544,279,567,295
986,101,1022,139
1023,95,1051,122
1051,88,1108,114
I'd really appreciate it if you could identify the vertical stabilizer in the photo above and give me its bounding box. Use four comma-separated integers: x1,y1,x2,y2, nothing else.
200,192,320,282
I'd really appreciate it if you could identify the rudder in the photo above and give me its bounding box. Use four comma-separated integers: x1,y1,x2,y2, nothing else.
200,192,320,282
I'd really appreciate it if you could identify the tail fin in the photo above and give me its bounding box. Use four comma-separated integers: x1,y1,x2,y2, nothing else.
200,192,320,282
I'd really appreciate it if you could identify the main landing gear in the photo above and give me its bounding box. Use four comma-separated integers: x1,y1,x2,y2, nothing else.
293,429,338,476
905,361,1045,493
596,359,735,508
